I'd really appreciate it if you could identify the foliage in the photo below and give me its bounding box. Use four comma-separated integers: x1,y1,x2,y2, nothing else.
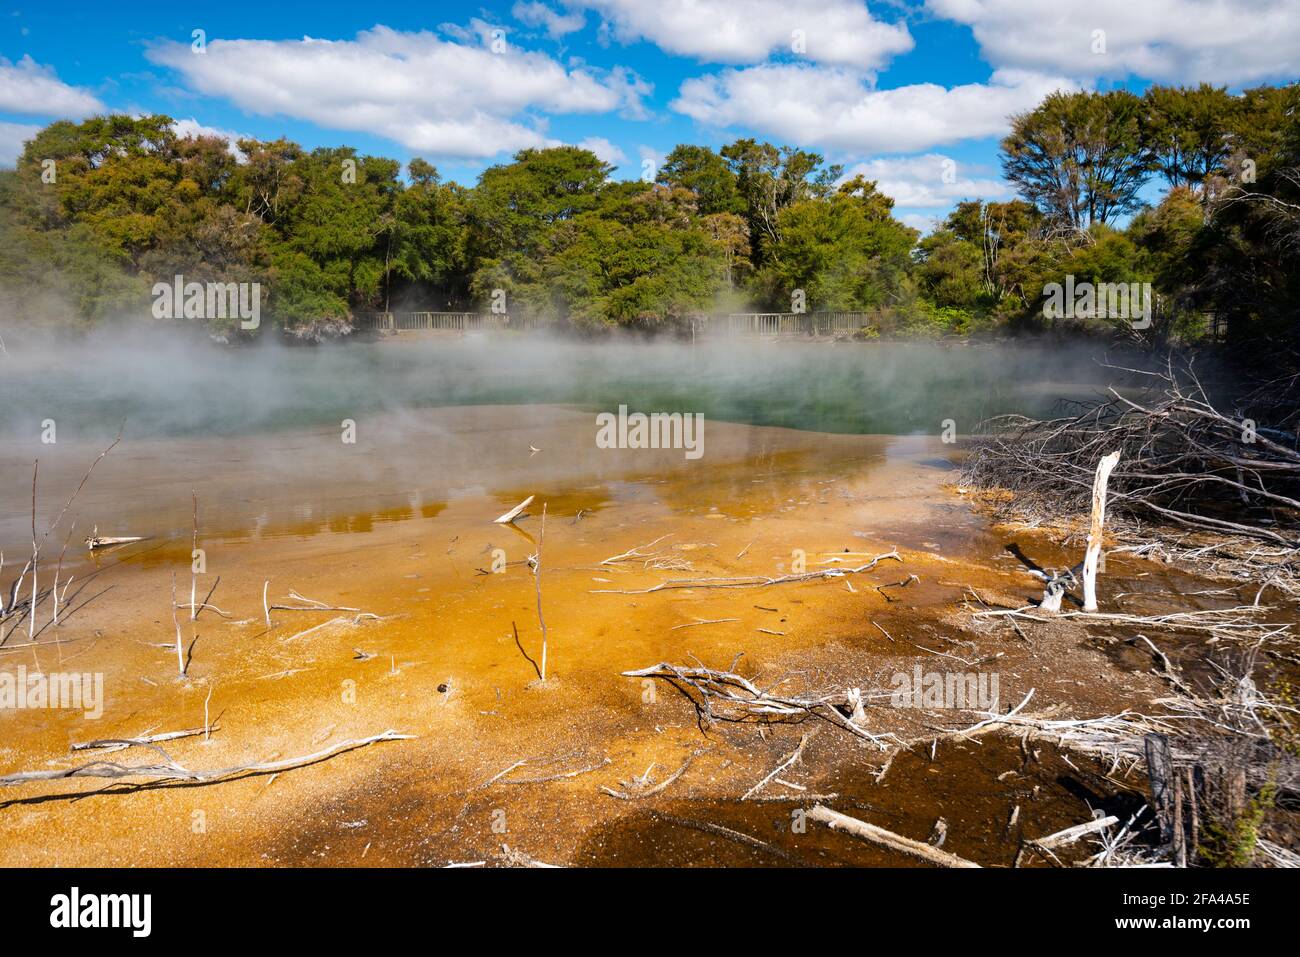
1002,90,1148,229
0,83,1296,369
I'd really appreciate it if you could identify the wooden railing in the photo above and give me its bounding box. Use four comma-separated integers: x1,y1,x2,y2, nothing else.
706,313,871,337
355,312,509,332
355,311,873,337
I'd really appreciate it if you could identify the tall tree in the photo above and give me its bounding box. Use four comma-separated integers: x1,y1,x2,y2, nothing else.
719,139,842,267
1002,90,1149,229
657,145,743,216
755,176,915,312
1141,84,1236,192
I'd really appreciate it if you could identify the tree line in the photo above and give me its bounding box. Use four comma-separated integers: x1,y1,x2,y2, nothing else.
0,82,1297,362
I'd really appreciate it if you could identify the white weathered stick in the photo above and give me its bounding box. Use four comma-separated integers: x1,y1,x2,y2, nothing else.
29,461,37,640
1033,814,1119,850
495,494,534,525
742,731,813,800
190,489,198,621
1082,451,1120,612
535,502,548,681
0,730,413,788
171,572,185,677
809,804,982,867
593,550,901,594
600,534,672,565
72,727,212,753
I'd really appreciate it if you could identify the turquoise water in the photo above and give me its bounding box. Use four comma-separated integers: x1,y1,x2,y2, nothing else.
0,331,1141,441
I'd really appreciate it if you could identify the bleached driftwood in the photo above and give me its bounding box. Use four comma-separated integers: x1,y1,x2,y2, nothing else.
533,503,549,681
1033,814,1120,850
1083,451,1121,611
808,804,982,868
494,495,534,525
600,534,672,565
0,730,412,789
270,590,360,613
600,750,705,800
624,658,894,748
594,549,901,594
742,731,813,800
85,526,145,550
71,726,214,753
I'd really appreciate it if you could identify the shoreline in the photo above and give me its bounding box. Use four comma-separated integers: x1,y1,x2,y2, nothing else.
0,404,1222,866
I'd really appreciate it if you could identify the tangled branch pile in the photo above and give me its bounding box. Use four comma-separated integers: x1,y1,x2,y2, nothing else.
624,657,894,748
963,362,1300,581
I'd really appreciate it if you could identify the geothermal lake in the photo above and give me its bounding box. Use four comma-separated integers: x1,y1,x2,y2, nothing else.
0,334,1134,550
0,333,1172,866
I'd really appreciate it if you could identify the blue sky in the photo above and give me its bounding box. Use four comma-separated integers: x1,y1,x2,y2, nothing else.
2,1,1298,231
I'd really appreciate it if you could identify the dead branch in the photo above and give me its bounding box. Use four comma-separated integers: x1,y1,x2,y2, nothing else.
494,495,534,525
71,727,214,753
0,730,413,789
600,750,706,800
600,534,672,565
533,502,549,681
648,811,800,864
493,755,609,785
624,659,894,748
742,730,814,800
270,590,361,613
170,572,185,677
594,549,901,594
808,804,982,867
962,363,1300,567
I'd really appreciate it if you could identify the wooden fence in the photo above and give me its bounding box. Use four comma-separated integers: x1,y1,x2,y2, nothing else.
355,311,873,337
355,312,509,333
706,313,871,337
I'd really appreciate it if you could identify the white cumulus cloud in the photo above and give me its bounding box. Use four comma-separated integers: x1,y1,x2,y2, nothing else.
840,154,1011,208
512,2,587,38
147,25,651,159
899,212,941,233
927,0,1300,85
0,121,42,166
577,135,627,165
0,55,103,117
575,0,912,67
171,118,251,158
673,63,1079,154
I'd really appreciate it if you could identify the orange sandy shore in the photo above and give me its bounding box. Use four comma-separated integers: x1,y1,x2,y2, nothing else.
0,406,1182,865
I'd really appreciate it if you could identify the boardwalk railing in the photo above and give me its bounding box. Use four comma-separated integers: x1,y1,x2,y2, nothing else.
356,312,509,333
355,311,873,337
707,313,872,337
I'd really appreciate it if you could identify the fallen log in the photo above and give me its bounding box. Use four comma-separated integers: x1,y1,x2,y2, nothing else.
594,549,901,594
494,495,534,525
0,729,412,790
85,533,145,550
808,804,981,868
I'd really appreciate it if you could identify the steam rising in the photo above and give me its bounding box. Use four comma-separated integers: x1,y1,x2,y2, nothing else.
0,323,1143,442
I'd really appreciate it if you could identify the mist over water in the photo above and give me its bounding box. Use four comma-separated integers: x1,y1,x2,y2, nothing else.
0,325,1145,442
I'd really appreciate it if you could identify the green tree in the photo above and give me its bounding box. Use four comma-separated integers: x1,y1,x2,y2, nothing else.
1002,90,1149,228
657,144,743,216
755,176,916,312
720,138,842,267
466,146,612,309
1141,84,1236,191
